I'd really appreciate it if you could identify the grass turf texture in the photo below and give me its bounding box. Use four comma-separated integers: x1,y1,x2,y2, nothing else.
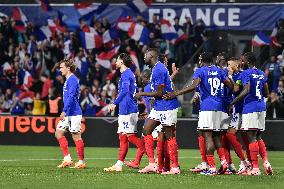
0,146,283,189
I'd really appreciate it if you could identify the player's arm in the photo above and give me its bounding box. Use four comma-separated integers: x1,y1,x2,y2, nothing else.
109,77,130,112
233,80,242,93
163,78,200,100
170,63,179,80
149,98,154,110
227,83,250,114
135,84,164,98
263,82,269,98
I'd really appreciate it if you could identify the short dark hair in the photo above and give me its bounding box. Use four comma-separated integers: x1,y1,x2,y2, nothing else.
158,54,167,64
200,52,212,63
59,58,77,73
117,53,133,68
146,48,160,58
243,52,256,66
141,69,151,80
228,57,239,61
217,52,228,61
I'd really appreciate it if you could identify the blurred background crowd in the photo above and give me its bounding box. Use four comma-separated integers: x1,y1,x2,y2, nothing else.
1,1,284,119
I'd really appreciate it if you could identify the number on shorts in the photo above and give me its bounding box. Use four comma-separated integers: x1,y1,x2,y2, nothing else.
208,77,221,96
123,122,129,129
160,114,166,122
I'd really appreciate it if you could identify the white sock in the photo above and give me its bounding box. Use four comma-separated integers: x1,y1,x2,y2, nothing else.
64,154,71,161
115,160,123,167
79,160,85,164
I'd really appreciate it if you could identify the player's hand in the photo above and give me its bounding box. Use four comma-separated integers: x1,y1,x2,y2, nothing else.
228,66,234,76
134,93,142,99
227,104,233,115
60,112,66,121
138,112,148,120
163,92,176,100
172,63,180,76
108,104,116,112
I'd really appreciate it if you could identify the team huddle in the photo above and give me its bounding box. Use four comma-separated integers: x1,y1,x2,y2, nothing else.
53,49,273,176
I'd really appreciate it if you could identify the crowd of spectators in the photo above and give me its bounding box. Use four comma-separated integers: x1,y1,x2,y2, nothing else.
0,13,207,117
2,9,283,119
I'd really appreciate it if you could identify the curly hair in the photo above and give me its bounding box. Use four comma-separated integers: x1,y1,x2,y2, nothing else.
59,58,77,73
117,53,133,68
243,52,256,66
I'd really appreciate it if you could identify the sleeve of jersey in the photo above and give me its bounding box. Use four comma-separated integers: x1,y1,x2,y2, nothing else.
263,74,268,83
222,71,229,83
114,75,130,106
63,78,77,113
241,71,250,85
192,68,201,80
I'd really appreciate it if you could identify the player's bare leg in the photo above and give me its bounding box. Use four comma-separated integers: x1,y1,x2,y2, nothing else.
55,129,73,168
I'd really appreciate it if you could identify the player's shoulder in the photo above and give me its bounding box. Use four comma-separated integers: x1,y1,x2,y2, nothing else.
256,69,265,76
154,61,166,71
68,74,79,82
241,69,251,76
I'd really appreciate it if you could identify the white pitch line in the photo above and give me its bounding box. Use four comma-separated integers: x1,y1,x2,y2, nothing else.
0,157,201,162
0,156,283,162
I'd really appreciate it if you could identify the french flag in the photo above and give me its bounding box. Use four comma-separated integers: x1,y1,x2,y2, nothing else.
252,32,271,46
36,0,52,12
103,28,119,44
128,22,149,45
80,32,103,50
96,45,120,69
127,0,152,13
74,2,108,20
160,19,178,40
270,21,279,46
47,19,57,35
130,50,140,72
172,28,187,44
117,16,134,31
34,26,52,41
12,7,28,32
54,11,67,33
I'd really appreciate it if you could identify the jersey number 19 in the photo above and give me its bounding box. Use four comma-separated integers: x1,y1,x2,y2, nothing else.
208,78,221,96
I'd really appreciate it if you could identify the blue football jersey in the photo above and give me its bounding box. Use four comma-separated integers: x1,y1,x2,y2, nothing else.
143,83,152,114
220,68,233,112
193,65,227,111
232,71,243,114
63,74,82,116
114,68,138,115
240,68,267,114
150,61,179,111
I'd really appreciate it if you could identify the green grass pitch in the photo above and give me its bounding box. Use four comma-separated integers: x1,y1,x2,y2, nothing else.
0,145,283,189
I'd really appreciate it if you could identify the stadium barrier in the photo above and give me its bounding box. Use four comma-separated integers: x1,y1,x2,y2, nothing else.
0,115,283,150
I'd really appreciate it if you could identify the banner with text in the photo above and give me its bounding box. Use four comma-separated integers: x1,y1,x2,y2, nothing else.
0,4,284,30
